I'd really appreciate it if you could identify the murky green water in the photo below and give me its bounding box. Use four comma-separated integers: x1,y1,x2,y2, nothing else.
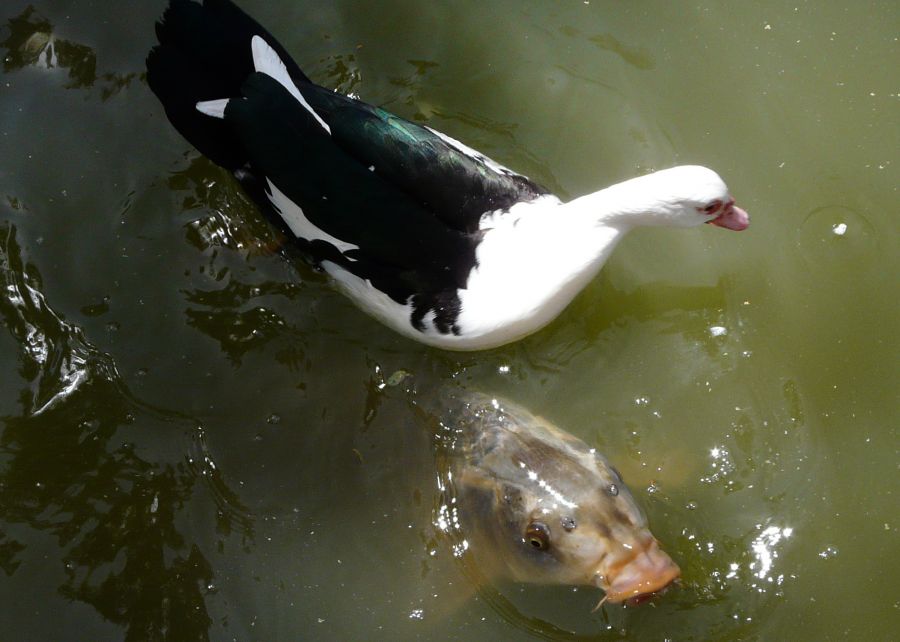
1,1,897,640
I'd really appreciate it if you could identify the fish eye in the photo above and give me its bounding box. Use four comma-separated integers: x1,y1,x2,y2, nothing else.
525,521,551,550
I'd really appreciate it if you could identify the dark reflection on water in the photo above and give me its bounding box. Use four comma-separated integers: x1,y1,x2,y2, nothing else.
165,157,319,368
2,7,96,86
321,53,362,96
1,403,213,640
0,223,252,641
587,33,654,71
0,527,25,577
183,281,306,366
1,223,109,415
1,6,136,99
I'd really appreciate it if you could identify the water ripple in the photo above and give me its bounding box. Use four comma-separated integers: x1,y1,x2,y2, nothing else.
0,223,118,415
186,424,256,540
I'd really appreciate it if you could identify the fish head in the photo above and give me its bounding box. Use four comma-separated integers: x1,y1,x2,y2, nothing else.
448,395,679,604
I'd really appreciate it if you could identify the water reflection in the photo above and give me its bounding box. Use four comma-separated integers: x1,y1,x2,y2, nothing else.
675,397,808,607
520,274,732,370
700,444,738,490
0,526,25,576
2,7,95,86
1,223,103,414
556,24,655,71
1,7,136,98
748,524,793,585
587,33,655,71
169,158,288,255
188,425,256,542
167,158,312,366
797,204,879,272
683,520,796,610
319,53,362,97
0,223,248,640
361,360,414,430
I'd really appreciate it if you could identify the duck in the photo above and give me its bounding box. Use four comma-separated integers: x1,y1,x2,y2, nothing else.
146,0,749,351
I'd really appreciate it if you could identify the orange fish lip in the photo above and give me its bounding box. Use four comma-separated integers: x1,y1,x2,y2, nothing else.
596,539,681,604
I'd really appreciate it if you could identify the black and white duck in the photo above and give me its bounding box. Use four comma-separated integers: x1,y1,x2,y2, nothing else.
147,0,749,351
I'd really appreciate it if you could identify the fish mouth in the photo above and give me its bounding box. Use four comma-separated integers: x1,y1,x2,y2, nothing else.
595,539,681,605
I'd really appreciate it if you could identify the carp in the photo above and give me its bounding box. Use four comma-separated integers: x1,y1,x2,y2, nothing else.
434,391,680,606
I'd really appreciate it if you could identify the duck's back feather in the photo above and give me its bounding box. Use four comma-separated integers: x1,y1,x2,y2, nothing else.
147,0,551,338
225,73,479,300
310,89,549,233
147,0,310,170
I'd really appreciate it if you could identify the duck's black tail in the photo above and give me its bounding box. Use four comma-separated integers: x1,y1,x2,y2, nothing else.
146,0,312,170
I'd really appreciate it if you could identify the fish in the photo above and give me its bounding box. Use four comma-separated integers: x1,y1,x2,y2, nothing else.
433,390,680,606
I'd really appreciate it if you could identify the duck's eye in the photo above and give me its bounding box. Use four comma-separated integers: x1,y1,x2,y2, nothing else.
703,200,721,214
525,521,551,550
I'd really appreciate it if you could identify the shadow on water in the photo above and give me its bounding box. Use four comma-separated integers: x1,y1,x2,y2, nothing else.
0,222,251,640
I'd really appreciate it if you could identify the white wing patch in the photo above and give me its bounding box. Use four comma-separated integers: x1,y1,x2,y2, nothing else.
195,98,230,119
265,178,358,254
250,36,331,134
425,126,514,176
323,261,417,335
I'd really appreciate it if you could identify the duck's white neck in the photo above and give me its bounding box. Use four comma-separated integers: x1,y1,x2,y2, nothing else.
453,171,708,348
563,172,689,230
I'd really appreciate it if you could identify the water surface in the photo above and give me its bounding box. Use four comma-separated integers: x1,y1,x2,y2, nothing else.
1,1,897,640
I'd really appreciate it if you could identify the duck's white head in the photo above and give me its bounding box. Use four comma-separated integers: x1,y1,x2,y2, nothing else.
593,165,750,231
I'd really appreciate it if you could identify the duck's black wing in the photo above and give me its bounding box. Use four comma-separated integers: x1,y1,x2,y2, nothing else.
225,71,480,301
303,86,550,234
147,0,549,308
